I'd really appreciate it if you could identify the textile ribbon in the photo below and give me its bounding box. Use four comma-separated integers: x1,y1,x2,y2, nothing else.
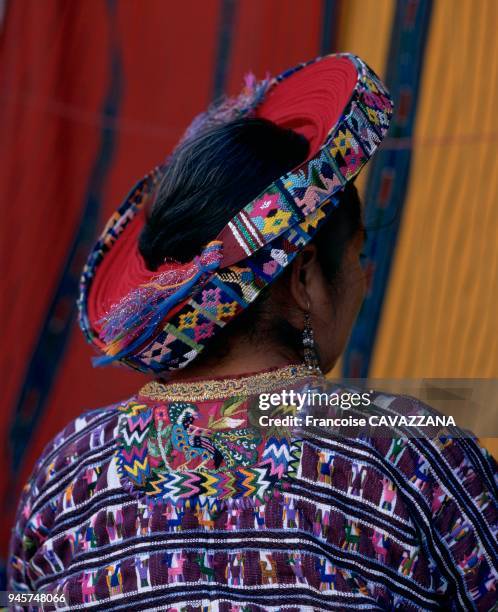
94,238,223,365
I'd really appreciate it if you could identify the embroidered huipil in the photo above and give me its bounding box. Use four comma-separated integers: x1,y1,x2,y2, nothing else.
8,366,498,611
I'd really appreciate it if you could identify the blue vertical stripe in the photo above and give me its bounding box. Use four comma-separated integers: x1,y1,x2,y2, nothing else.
320,0,340,55
212,0,238,100
343,0,434,378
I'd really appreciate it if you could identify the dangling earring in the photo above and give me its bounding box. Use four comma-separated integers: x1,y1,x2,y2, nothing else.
302,305,321,373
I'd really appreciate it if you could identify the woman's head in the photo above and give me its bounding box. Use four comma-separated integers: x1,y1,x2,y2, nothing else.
139,117,366,374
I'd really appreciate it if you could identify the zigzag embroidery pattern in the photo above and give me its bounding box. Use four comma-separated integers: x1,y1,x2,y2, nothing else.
115,399,303,506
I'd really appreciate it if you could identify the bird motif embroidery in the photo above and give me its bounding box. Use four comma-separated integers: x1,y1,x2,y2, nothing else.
151,401,261,472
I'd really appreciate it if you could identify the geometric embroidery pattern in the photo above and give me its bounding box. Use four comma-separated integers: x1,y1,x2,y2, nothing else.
116,398,301,506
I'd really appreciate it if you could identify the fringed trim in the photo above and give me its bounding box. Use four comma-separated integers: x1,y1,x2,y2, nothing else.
94,241,223,366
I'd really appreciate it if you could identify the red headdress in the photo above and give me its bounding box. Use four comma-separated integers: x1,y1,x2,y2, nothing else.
78,53,393,374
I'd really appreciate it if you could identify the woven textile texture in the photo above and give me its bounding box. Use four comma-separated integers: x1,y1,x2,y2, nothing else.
8,367,498,611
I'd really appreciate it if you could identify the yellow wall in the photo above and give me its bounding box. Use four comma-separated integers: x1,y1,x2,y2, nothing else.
333,0,498,456
371,0,498,379
329,0,395,379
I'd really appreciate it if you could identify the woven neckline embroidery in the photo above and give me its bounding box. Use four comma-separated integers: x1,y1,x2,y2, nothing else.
115,369,308,505
138,363,319,401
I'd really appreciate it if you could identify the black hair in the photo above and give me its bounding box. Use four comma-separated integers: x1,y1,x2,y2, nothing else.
139,118,311,268
139,117,362,361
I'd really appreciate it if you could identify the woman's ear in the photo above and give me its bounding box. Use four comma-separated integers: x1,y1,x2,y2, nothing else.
289,244,320,311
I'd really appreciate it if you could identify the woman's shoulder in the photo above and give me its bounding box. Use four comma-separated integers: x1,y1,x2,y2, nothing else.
339,387,497,537
364,388,494,480
366,389,497,475
8,397,139,591
12,396,139,526
30,402,125,486
303,379,497,497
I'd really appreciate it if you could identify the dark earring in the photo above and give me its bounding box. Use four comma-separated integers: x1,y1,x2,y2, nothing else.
302,306,321,373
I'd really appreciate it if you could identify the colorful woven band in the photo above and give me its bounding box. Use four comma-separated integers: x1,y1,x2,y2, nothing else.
78,53,393,374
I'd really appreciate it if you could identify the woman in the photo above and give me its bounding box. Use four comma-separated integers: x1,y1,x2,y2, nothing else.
8,54,497,611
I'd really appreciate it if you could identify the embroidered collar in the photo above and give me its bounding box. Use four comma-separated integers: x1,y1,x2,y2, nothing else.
138,363,320,402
